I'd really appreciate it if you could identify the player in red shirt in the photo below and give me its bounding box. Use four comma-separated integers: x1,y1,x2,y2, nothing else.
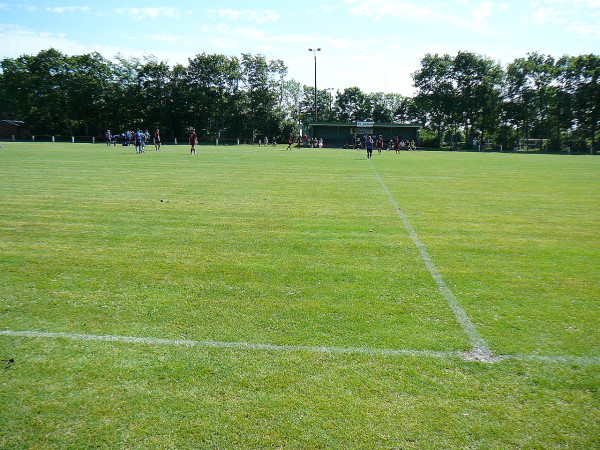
154,128,161,151
189,129,197,155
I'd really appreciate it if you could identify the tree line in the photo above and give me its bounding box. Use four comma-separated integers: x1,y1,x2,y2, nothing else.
414,51,599,152
0,48,597,151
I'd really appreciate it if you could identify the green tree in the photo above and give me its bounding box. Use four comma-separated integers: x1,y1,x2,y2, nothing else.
137,57,171,135
187,53,242,140
413,53,456,146
0,55,34,123
66,52,113,137
167,63,192,139
452,51,504,147
335,87,370,123
109,54,144,132
280,79,303,134
239,54,286,141
393,96,423,124
559,54,600,152
370,92,404,123
505,52,557,150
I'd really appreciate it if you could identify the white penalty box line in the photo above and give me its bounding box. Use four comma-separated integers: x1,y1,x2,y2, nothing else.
369,162,493,359
1,330,599,365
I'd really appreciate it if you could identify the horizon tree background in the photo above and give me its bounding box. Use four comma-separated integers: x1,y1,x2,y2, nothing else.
0,49,597,151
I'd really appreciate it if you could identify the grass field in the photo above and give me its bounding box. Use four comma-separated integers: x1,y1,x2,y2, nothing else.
0,142,598,448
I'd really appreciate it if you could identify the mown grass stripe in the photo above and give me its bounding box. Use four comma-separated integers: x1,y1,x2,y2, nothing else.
369,162,493,359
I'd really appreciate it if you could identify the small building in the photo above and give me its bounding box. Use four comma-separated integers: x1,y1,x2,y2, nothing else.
308,121,422,148
0,120,25,139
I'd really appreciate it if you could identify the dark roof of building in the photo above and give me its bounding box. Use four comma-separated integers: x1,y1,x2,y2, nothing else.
312,122,422,128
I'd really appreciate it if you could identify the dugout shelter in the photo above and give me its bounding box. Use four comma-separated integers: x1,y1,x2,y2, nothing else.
308,121,421,148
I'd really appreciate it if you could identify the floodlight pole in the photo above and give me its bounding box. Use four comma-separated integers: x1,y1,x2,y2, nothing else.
308,48,321,124
326,88,334,119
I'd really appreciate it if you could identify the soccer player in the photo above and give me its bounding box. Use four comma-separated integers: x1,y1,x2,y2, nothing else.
154,128,161,151
134,130,144,153
366,135,374,159
105,130,112,146
189,129,197,155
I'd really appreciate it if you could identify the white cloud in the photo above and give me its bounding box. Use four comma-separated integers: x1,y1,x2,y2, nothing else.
545,0,599,6
566,23,600,38
208,8,243,20
0,24,86,56
115,7,181,20
530,6,565,25
212,39,237,50
346,0,433,19
525,0,599,35
232,27,268,41
307,4,339,14
143,34,184,45
207,9,281,24
471,1,494,22
46,6,90,13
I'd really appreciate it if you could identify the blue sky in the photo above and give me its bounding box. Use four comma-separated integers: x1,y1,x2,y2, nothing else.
1,0,598,96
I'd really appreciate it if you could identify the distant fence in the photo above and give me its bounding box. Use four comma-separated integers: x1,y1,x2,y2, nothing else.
0,135,249,146
1,135,597,154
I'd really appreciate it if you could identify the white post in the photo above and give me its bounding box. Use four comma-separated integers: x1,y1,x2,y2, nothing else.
12,135,15,141
52,136,55,143
32,135,35,141
500,144,503,152
71,136,75,143
92,137,95,144
237,138,240,145
216,139,219,146
174,138,178,145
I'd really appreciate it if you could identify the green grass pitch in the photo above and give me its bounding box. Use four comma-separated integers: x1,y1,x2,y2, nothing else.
0,142,598,447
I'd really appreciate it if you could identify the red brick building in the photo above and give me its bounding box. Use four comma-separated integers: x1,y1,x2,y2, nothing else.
0,120,25,139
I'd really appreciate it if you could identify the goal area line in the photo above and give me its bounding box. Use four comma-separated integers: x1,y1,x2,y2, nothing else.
1,329,598,366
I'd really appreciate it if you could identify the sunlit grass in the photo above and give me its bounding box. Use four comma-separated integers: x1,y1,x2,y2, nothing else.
0,142,598,447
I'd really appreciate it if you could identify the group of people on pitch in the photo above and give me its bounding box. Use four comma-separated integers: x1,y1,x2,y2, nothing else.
105,129,162,153
347,135,417,156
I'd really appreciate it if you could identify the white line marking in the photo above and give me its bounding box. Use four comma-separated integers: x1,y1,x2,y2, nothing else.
0,329,459,359
369,162,493,359
2,330,598,365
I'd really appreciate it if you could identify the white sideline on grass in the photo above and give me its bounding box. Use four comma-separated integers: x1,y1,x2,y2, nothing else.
369,162,494,360
1,329,599,365
0,329,458,359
